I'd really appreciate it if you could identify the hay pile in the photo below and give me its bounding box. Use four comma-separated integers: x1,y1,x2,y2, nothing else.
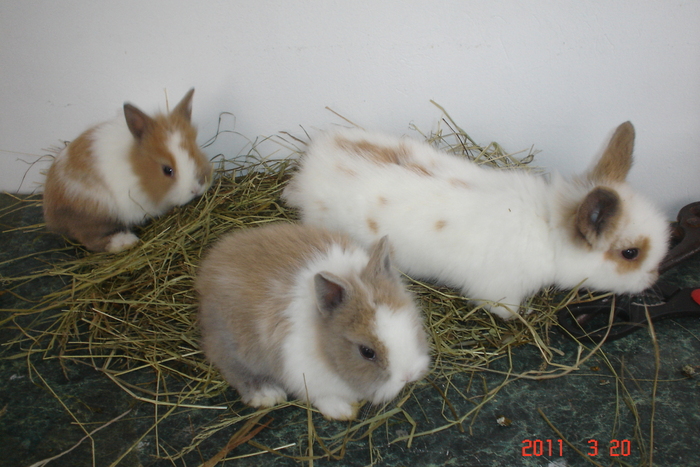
3,107,610,465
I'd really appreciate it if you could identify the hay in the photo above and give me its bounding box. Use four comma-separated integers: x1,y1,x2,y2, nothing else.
1,107,653,466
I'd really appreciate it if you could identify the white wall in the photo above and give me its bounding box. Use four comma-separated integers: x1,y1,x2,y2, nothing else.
1,0,698,217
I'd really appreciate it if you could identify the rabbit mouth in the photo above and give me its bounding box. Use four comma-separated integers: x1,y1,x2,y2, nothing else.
369,386,401,405
368,374,421,405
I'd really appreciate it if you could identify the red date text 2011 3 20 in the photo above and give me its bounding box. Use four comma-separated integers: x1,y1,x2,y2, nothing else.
522,439,631,457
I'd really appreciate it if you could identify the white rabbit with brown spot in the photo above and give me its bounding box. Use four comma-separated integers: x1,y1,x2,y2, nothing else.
283,123,670,319
195,223,431,421
43,89,213,252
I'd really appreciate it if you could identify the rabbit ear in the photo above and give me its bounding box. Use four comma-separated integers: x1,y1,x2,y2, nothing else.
589,121,635,183
314,271,349,316
576,187,621,245
123,103,155,140
172,88,195,121
363,236,394,280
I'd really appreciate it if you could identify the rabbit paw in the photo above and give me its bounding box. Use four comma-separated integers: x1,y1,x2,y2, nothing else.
484,303,521,321
314,396,362,421
106,232,139,253
244,385,288,408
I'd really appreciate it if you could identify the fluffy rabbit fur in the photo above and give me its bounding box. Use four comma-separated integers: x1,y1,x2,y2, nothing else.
283,122,670,319
196,223,430,420
43,89,212,253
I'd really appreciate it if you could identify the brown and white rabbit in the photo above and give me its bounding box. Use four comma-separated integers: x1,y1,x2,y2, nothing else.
195,223,431,420
283,122,670,319
43,89,213,252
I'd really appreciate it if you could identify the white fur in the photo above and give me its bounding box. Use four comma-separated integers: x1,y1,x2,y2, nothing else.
164,130,209,204
372,305,431,403
245,386,288,408
92,116,156,222
105,231,139,253
283,128,670,319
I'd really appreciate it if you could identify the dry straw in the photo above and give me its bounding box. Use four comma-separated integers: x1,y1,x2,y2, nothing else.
1,106,658,466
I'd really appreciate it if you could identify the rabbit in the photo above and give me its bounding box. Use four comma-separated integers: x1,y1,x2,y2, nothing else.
195,222,431,421
282,122,670,320
43,88,213,253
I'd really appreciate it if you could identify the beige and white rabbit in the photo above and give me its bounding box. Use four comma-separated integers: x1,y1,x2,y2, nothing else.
43,88,213,252
196,223,431,420
283,122,670,319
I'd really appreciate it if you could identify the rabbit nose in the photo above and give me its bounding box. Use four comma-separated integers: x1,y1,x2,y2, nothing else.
403,370,420,383
192,183,205,196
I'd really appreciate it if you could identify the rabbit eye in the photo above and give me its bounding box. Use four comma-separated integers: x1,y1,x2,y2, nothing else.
162,165,174,177
621,248,639,260
358,345,377,361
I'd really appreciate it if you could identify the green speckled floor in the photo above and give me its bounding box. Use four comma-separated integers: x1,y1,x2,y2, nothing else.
1,194,698,467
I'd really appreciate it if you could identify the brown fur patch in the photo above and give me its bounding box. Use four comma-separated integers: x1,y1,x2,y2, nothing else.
434,220,447,231
604,236,650,273
367,218,379,234
336,164,358,177
405,163,433,177
377,196,388,206
336,137,432,176
315,200,329,212
336,137,405,165
449,178,471,189
589,122,634,183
